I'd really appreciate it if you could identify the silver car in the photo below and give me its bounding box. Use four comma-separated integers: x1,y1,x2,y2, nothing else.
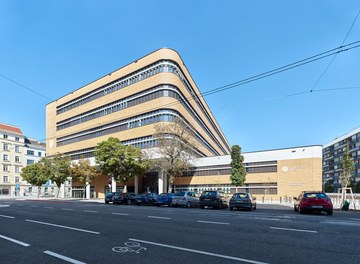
171,191,199,208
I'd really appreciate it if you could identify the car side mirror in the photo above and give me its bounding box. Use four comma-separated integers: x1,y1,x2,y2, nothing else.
253,197,256,200
293,197,298,201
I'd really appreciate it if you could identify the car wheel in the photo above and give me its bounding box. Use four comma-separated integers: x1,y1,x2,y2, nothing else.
327,210,333,216
105,201,109,204
186,202,191,208
253,204,256,210
200,205,205,209
230,207,233,211
299,206,304,214
248,206,252,211
294,205,297,211
127,200,131,205
218,201,223,209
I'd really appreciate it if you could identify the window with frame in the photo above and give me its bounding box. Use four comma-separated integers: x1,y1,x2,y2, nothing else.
3,165,9,172
27,160,34,165
15,137,20,141
3,143,9,151
27,150,34,156
3,176,9,183
15,177,20,183
15,156,20,162
3,154,9,161
15,146,20,152
3,134,8,139
38,152,42,157
15,166,20,173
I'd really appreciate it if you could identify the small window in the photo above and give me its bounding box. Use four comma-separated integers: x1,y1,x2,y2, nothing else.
15,137,20,142
15,177,20,183
3,134,8,139
38,152,42,157
3,176,9,183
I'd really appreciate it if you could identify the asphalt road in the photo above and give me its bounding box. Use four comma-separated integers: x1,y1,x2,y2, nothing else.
0,199,359,264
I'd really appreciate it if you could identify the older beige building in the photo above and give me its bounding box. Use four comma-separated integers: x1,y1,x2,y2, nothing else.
46,48,322,199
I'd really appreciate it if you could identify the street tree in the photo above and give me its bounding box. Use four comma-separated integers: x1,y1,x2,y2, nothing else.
70,159,99,199
94,137,150,193
230,145,246,191
20,161,49,198
153,117,197,192
340,143,354,204
49,153,72,198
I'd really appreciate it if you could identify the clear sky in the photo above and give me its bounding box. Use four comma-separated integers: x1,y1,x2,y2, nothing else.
1,0,359,152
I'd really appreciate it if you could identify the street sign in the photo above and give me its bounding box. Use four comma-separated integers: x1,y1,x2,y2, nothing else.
15,183,20,190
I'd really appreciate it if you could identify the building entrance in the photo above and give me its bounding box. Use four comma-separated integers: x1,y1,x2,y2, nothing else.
142,172,158,193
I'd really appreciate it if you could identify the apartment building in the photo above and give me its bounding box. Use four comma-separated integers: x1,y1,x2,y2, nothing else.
323,127,360,193
0,123,47,197
46,48,231,197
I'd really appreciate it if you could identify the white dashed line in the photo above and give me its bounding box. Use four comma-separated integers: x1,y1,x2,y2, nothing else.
45,207,54,209
270,227,318,233
0,234,30,247
83,210,98,213
44,250,86,264
25,219,100,234
0,214,15,219
148,216,171,220
112,213,129,216
62,208,74,211
197,220,229,225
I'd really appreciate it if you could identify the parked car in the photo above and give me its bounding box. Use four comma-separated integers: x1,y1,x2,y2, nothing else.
105,191,120,204
229,193,256,211
171,191,199,208
293,191,333,215
156,193,174,206
113,193,137,205
199,190,229,209
135,193,158,206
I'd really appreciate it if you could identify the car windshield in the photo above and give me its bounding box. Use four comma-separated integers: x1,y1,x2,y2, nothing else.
201,191,217,196
232,193,249,199
304,193,328,198
174,192,185,196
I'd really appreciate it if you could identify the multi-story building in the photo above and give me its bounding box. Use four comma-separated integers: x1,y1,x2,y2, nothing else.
323,127,360,193
46,48,231,197
46,48,323,199
0,123,47,197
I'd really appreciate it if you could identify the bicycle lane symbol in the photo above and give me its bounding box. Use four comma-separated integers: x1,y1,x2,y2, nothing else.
112,242,147,254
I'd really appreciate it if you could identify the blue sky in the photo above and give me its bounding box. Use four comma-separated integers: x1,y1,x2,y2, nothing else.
0,0,359,152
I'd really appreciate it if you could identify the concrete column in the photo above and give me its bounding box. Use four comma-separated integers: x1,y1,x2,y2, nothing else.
163,170,168,193
60,184,65,198
134,175,139,194
111,176,116,192
86,179,90,200
158,171,163,194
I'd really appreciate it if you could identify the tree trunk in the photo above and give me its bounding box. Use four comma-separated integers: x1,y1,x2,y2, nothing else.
56,185,61,198
38,186,41,198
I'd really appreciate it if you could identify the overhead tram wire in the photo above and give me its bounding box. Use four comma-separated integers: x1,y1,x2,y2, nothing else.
33,40,360,143
309,9,360,93
2,41,360,144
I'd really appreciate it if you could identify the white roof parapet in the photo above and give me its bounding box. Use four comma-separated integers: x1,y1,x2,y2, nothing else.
192,145,323,167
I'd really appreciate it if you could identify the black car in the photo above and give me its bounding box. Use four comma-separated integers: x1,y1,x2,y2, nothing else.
135,193,158,206
105,192,120,204
199,190,229,209
113,193,137,205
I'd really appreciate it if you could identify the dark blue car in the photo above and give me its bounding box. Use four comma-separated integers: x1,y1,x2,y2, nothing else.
156,193,174,206
135,193,158,206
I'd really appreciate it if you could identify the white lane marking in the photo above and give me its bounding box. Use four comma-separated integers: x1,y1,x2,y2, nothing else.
44,207,54,209
25,219,100,234
112,213,129,216
62,208,74,211
148,216,171,220
44,250,86,264
0,234,30,247
15,199,26,201
83,210,98,213
197,220,229,225
0,205,10,207
129,238,269,264
253,217,281,221
30,205,38,208
0,214,15,219
270,227,318,233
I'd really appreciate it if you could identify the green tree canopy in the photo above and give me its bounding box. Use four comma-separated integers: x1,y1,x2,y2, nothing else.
49,153,71,198
20,161,49,198
71,159,99,185
230,145,246,187
94,137,150,192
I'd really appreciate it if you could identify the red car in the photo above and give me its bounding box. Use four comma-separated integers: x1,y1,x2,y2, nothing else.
294,191,333,215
